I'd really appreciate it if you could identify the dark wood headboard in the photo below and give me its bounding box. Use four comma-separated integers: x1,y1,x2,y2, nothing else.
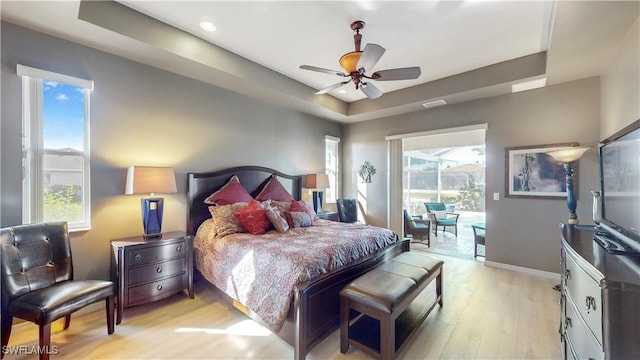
186,166,302,235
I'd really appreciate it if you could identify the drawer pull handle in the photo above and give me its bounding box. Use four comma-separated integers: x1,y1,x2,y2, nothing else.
564,269,571,281
586,296,597,311
157,285,163,291
176,245,182,252
156,267,163,273
565,317,572,328
134,253,142,261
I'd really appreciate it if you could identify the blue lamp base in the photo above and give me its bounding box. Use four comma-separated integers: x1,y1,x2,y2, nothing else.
142,197,164,238
311,191,324,214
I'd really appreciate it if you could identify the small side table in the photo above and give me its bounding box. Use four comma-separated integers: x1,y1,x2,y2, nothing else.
110,231,194,324
317,211,339,221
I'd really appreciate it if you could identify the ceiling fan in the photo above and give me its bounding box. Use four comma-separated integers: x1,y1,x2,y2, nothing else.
300,21,421,100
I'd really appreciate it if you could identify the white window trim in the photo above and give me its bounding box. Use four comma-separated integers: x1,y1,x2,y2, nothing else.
19,65,93,231
325,135,340,204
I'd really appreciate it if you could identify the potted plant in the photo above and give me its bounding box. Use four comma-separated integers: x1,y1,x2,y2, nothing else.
358,161,377,183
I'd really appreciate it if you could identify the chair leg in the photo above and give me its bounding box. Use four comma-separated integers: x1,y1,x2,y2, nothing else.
1,316,12,359
38,323,52,360
106,296,115,334
63,314,71,330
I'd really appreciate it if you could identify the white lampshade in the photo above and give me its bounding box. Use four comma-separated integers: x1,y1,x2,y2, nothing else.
304,173,330,189
546,146,591,163
125,166,177,195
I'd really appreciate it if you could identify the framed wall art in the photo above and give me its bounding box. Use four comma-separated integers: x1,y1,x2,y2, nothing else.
505,142,578,199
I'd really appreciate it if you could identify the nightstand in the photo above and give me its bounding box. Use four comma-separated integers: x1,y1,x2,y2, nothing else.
317,211,339,221
110,231,193,324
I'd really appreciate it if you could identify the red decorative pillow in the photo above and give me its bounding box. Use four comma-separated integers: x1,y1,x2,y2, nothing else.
290,200,317,221
234,201,271,235
284,211,313,228
255,175,295,202
204,175,254,205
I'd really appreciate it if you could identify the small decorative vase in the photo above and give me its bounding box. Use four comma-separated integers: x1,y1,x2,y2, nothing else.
591,190,601,225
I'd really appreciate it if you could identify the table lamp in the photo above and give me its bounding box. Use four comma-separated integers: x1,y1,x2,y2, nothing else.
125,166,177,237
305,173,330,214
545,146,590,224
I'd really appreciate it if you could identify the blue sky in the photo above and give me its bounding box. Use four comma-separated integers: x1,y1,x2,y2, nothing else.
43,81,85,150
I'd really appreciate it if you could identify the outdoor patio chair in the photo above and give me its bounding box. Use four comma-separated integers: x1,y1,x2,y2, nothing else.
424,202,460,236
403,210,431,246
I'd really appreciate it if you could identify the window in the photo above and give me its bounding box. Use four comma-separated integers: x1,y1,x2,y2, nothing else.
19,65,93,231
325,136,340,203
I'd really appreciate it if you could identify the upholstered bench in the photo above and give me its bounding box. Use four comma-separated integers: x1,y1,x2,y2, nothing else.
339,252,443,360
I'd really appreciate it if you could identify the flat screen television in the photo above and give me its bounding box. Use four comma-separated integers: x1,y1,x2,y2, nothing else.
598,119,640,252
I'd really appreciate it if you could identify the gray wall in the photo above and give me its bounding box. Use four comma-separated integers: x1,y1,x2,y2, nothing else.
1,22,341,280
342,79,601,273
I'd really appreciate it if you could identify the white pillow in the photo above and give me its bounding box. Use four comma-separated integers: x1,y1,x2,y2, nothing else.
432,210,447,220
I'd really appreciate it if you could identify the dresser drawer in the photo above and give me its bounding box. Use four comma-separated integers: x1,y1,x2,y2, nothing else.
127,240,186,267
565,298,604,360
565,250,603,345
127,275,187,306
128,258,186,286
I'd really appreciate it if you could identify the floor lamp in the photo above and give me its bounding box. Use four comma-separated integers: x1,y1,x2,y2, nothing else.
126,166,177,238
546,146,590,224
305,173,330,214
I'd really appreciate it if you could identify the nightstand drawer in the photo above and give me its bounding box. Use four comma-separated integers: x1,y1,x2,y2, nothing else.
128,258,186,286
128,275,187,306
127,240,186,266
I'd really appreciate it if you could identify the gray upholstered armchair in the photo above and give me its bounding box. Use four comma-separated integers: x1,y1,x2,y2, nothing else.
1,222,115,360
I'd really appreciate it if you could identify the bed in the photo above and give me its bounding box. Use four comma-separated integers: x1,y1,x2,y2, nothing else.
187,166,409,359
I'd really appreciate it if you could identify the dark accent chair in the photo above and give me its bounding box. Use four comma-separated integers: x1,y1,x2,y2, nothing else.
424,202,460,236
336,198,358,223
472,224,486,258
403,210,431,246
1,222,115,360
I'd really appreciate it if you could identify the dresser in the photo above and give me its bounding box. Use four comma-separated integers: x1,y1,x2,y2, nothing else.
560,224,640,359
110,231,194,324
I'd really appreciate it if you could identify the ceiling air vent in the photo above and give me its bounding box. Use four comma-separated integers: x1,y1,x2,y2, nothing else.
422,99,447,109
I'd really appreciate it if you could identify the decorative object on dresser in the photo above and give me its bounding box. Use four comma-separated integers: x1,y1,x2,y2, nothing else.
110,231,193,324
546,145,591,224
1,222,115,360
560,224,640,359
304,173,330,214
125,166,177,238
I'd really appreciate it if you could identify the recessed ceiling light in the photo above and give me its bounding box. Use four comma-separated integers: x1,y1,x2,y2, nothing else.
338,89,347,94
199,21,216,32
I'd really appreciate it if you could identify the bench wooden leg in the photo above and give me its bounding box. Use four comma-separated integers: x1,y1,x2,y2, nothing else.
380,312,394,360
436,269,443,306
340,296,349,354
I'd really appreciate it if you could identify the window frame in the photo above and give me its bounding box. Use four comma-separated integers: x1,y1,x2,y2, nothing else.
325,135,340,204
18,65,93,231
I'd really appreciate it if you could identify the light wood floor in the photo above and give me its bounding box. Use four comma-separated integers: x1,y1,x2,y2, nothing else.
4,249,562,360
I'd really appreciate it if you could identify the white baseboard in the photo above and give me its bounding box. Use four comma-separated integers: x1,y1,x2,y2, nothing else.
484,260,560,280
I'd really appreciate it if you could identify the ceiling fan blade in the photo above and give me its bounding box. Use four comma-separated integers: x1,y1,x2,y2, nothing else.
356,44,385,72
300,65,346,77
360,82,382,99
316,80,351,95
371,67,422,81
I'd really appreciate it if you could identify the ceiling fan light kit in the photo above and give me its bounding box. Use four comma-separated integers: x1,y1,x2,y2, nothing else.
300,20,421,99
